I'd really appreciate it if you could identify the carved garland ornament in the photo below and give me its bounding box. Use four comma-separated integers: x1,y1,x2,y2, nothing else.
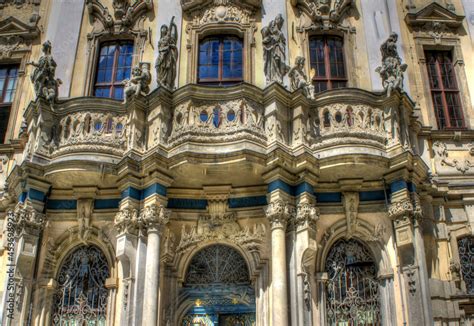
432,141,474,174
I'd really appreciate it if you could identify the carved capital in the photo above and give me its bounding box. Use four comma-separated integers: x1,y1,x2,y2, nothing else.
388,199,413,220
114,207,140,235
13,201,45,235
265,200,295,230
139,204,170,233
295,203,319,231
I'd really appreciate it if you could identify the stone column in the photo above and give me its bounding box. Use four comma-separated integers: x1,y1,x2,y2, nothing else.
265,199,294,326
140,204,170,326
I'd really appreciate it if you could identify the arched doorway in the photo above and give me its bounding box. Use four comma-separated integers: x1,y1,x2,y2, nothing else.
51,245,110,325
325,239,381,326
181,244,256,326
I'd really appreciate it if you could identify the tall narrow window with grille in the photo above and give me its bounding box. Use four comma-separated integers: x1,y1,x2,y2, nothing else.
457,237,474,294
0,65,19,144
309,36,347,93
94,41,134,100
425,50,464,129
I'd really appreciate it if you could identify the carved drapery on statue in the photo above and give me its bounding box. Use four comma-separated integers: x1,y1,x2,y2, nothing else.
262,14,289,84
51,245,110,325
289,56,315,100
28,41,61,105
156,16,178,90
376,33,407,97
325,239,381,325
123,62,151,103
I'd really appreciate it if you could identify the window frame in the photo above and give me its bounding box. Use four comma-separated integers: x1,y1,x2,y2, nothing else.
197,35,244,86
92,40,134,100
424,50,465,130
0,64,20,144
309,35,348,93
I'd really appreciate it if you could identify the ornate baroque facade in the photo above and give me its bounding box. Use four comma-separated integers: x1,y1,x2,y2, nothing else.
0,0,474,325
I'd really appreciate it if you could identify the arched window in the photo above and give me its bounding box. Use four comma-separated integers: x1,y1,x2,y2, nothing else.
325,239,381,326
309,36,347,93
198,36,243,86
51,245,110,325
94,41,134,100
457,237,474,294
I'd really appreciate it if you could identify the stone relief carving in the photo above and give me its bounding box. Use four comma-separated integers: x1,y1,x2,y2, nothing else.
123,62,151,104
265,199,296,230
114,207,140,235
266,115,284,143
77,199,94,242
0,35,23,59
361,223,386,243
139,204,171,232
28,41,62,105
13,200,46,235
289,56,315,100
168,99,265,145
342,192,359,238
432,141,474,174
388,198,414,220
156,17,178,90
376,33,407,98
262,14,290,84
292,0,352,24
295,202,319,231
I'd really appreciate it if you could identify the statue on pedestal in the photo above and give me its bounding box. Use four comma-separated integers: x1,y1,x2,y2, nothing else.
123,62,151,103
376,33,407,97
262,14,289,85
156,16,178,90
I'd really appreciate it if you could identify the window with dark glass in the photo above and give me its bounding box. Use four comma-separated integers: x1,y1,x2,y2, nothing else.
0,65,19,144
94,41,133,100
457,237,474,294
198,36,243,85
425,50,464,129
309,36,347,93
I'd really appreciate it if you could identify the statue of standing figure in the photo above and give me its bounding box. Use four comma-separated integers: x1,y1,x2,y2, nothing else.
262,14,290,85
156,16,178,90
28,40,62,105
376,32,407,97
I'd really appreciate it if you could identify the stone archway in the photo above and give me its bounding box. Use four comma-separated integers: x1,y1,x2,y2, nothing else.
180,244,256,326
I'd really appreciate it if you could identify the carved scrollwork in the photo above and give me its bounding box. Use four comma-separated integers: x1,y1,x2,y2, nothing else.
432,141,474,174
168,99,265,146
388,199,413,220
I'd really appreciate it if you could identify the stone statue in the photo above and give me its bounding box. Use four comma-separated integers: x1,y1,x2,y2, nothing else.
123,62,151,103
156,16,178,90
289,56,315,100
376,33,407,97
262,14,290,84
28,40,62,105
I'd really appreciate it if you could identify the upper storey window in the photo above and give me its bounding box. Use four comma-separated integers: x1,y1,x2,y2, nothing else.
198,36,243,86
425,50,464,129
94,41,133,100
0,65,19,144
309,36,347,93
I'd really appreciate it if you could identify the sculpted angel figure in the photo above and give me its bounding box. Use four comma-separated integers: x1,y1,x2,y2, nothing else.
123,62,151,103
376,33,407,97
156,16,178,90
289,56,315,100
28,40,61,104
262,14,290,84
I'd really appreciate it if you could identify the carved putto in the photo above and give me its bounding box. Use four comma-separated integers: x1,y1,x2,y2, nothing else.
123,62,151,103
156,17,178,90
28,41,61,105
376,33,407,97
289,56,315,100
262,14,289,84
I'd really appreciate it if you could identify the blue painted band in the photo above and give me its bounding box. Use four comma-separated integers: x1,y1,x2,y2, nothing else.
94,198,120,209
29,188,46,202
268,180,294,196
47,199,77,210
121,187,141,200
18,192,27,203
142,183,167,199
390,180,407,193
228,196,267,208
295,182,314,196
407,182,416,193
359,190,386,202
167,198,208,210
316,192,342,203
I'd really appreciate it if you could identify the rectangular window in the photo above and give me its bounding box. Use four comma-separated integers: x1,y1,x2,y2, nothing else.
0,65,19,144
94,41,134,100
309,36,347,93
425,50,464,129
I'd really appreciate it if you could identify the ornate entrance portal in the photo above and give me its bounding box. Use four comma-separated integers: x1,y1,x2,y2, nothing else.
181,245,256,326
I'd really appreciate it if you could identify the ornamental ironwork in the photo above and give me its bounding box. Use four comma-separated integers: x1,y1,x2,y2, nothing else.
51,245,110,325
185,245,250,285
325,239,381,326
457,236,474,294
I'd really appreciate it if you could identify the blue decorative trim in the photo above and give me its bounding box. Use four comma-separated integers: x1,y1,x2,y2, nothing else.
229,196,267,208
167,198,208,210
29,188,46,202
316,192,342,203
94,198,120,210
407,182,416,193
18,192,27,203
142,183,167,199
121,187,141,200
47,200,77,210
268,180,294,195
295,182,314,196
360,190,386,202
390,180,407,194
